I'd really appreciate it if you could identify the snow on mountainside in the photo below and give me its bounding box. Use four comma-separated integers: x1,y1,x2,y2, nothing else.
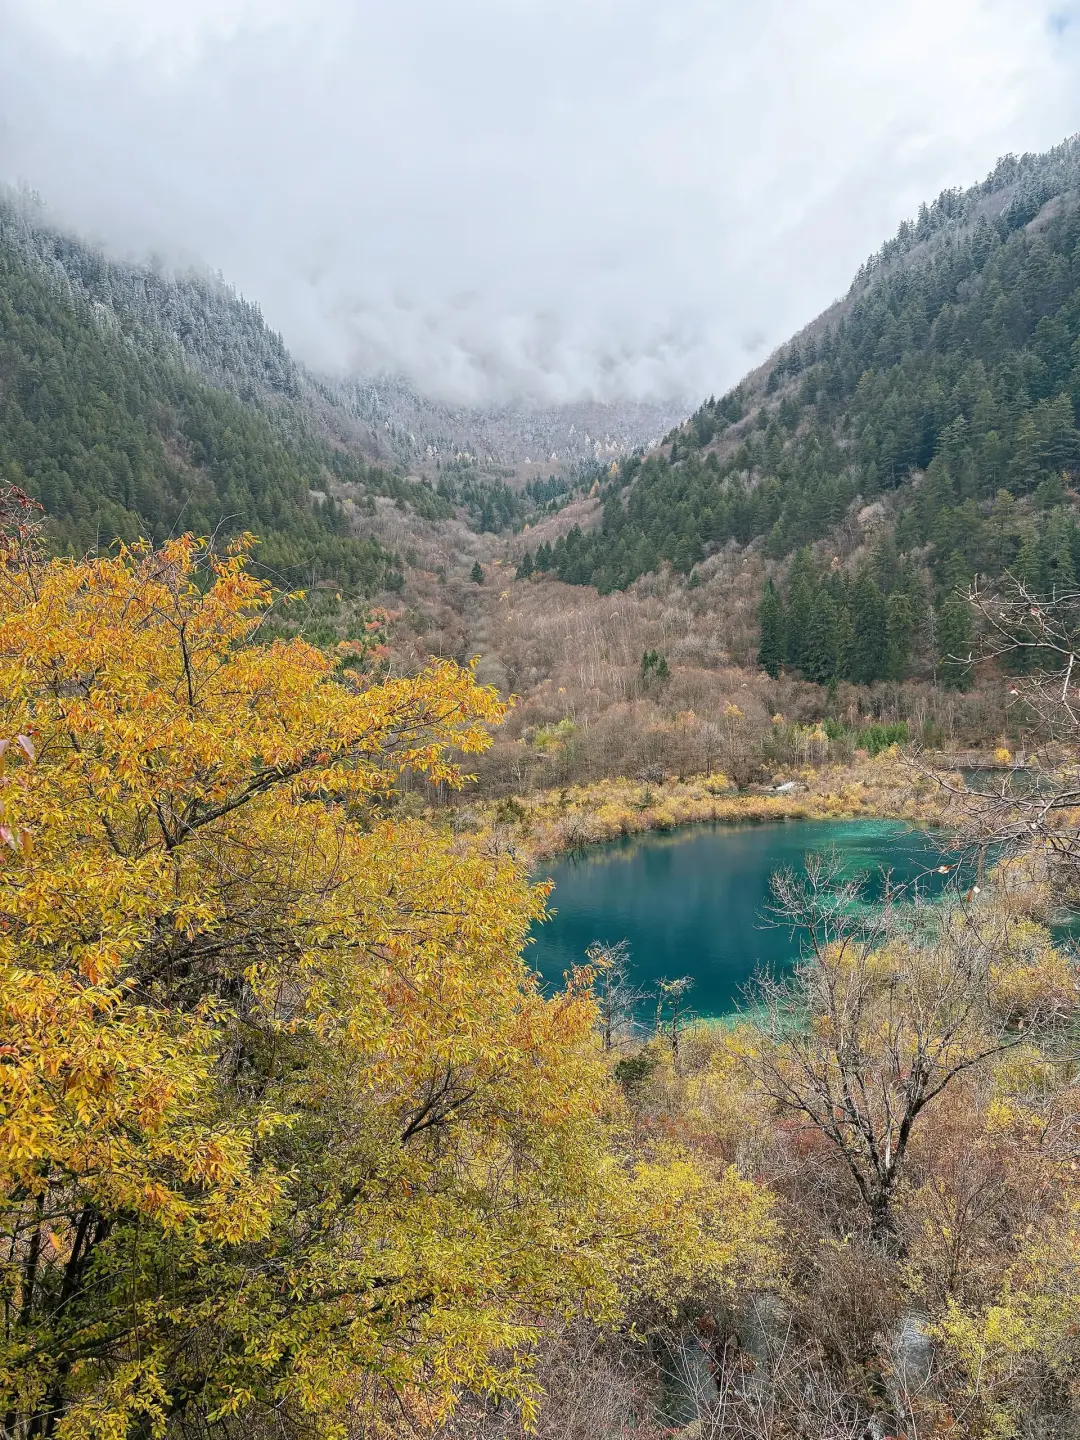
3,185,688,479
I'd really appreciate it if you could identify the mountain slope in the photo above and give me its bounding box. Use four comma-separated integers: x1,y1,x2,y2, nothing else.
535,136,1080,685
326,372,685,473
0,190,438,588
0,187,685,589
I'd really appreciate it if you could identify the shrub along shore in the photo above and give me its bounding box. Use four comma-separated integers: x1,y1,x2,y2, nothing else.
460,751,944,865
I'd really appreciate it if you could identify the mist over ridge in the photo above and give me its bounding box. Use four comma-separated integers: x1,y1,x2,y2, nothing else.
3,0,1080,410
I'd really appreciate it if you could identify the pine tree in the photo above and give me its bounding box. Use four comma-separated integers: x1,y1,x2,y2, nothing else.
850,570,888,683
802,594,838,683
938,594,973,690
641,650,671,686
885,592,916,680
833,606,856,682
757,580,784,677
784,549,818,672
1042,511,1076,592
1015,528,1044,593
471,560,484,584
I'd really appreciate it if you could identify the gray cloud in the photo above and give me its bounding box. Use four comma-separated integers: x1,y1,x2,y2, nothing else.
2,0,1079,405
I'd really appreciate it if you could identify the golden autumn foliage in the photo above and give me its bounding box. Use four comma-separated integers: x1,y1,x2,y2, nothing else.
935,1190,1080,1435
0,522,775,1439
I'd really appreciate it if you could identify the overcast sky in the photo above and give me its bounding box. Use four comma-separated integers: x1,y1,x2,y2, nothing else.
1,0,1079,407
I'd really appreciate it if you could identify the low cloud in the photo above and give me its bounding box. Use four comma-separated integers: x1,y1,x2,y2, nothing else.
2,0,1078,406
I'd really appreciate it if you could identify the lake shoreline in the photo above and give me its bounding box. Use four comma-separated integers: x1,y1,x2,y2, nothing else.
468,754,943,868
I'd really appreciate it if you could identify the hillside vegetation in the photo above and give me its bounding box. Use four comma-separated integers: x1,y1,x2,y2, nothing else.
0,192,453,587
528,138,1080,687
0,187,678,596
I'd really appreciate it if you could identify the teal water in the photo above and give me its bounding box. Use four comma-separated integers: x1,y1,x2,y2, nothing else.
529,819,954,1018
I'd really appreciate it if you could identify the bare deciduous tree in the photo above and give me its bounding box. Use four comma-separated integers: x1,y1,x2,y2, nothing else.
938,576,1080,901
587,939,650,1051
700,721,723,779
651,1305,882,1440
745,854,1027,1246
654,975,695,1059
441,1319,665,1440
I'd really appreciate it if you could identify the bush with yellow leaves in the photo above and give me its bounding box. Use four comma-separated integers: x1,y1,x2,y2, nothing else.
0,510,777,1440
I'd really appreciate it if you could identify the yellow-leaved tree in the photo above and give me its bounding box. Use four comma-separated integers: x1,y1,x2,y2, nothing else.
0,498,776,1439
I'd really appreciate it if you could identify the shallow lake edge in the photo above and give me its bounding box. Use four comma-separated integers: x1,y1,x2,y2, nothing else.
470,758,941,871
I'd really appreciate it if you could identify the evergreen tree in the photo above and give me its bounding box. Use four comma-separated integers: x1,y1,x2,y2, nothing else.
641,650,671,685
757,580,784,677
1043,511,1076,591
802,593,838,683
833,605,856,682
471,560,484,584
850,570,888,684
885,592,916,680
938,594,974,690
784,549,818,671
1015,528,1045,592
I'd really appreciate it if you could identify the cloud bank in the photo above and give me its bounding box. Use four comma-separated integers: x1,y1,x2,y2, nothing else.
2,0,1079,406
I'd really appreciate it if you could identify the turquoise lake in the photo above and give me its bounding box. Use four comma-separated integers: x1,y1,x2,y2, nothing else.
529,819,955,1018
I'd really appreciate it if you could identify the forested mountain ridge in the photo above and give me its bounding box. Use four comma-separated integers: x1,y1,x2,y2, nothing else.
329,371,685,472
0,186,683,584
0,186,451,588
536,136,1080,687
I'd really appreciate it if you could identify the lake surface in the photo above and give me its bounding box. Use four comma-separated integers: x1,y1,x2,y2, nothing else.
529,819,954,1018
